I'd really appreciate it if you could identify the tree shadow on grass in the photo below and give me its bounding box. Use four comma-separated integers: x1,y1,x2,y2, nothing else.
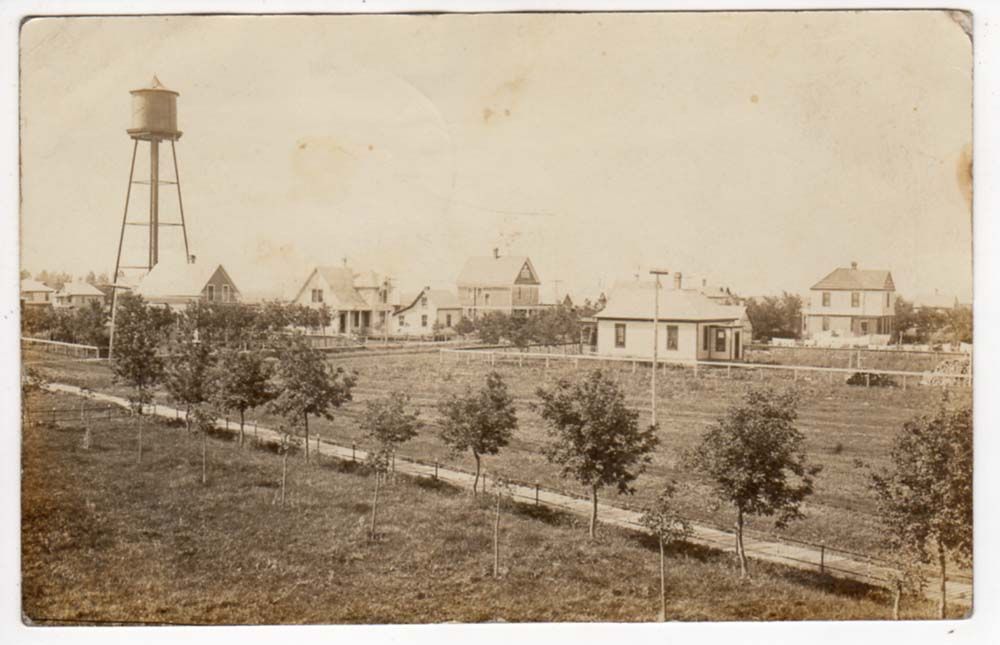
629,530,723,564
508,500,577,528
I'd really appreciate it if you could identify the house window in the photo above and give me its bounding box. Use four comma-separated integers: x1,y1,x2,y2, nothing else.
421,295,428,307
312,288,323,303
222,284,230,302
446,314,453,327
380,290,387,304
206,285,215,301
860,321,869,334
822,292,831,307
615,323,626,348
851,292,860,308
822,316,830,331
666,325,678,351
421,314,428,327
703,326,710,351
398,315,405,327
715,329,727,352
484,293,491,306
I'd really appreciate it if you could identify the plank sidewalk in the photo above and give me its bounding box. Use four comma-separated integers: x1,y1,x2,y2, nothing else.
42,382,972,608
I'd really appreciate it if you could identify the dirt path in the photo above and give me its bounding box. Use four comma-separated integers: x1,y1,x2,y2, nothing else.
43,382,972,609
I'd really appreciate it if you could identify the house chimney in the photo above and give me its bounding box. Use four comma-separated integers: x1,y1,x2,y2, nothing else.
188,254,196,264
674,273,683,290
851,261,858,270
493,247,500,259
702,278,707,287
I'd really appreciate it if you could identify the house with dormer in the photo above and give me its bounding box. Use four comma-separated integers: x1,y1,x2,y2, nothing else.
292,265,394,335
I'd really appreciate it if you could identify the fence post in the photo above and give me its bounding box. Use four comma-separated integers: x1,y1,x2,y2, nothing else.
352,442,356,462
434,461,439,479
316,435,320,457
535,482,540,505
820,544,826,574
545,356,550,369
759,367,764,380
794,368,798,382
902,374,907,391
727,364,732,379
866,373,871,388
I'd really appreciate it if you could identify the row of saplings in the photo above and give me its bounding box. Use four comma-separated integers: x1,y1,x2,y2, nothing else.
104,294,970,621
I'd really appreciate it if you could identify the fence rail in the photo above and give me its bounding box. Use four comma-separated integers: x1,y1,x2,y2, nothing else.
438,348,971,387
21,337,101,359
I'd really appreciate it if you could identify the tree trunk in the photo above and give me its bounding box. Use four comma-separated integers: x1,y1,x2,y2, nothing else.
137,411,143,464
201,428,207,485
281,450,287,506
473,452,481,496
938,540,947,619
303,413,310,463
736,508,748,578
239,409,245,448
185,403,191,433
370,471,381,541
494,487,501,578
659,535,667,621
892,580,902,620
589,485,599,539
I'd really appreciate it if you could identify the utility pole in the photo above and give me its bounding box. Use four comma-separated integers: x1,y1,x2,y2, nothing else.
649,268,669,428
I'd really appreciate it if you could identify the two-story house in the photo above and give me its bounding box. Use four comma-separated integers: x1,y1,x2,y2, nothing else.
20,279,55,309
802,262,895,338
292,265,394,335
457,250,542,319
392,287,462,335
55,281,107,309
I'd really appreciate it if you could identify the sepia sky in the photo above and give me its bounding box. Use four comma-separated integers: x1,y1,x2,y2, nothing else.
19,11,973,302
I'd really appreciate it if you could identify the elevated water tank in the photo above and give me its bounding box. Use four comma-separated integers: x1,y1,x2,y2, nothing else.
127,75,181,141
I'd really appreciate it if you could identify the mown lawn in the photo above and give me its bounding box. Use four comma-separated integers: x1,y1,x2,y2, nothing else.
23,390,960,624
26,351,973,558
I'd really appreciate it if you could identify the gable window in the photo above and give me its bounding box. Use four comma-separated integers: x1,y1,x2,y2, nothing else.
614,323,626,348
666,325,678,351
519,264,533,281
421,314,428,327
206,284,215,302
311,288,323,303
398,315,405,326
851,292,860,308
822,316,830,331
222,284,230,302
822,292,831,307
421,295,428,307
715,329,727,353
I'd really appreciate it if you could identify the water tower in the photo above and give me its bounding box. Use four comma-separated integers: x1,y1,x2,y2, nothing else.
111,75,191,282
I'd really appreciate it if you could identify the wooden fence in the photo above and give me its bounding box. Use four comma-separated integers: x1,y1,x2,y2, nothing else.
439,348,971,388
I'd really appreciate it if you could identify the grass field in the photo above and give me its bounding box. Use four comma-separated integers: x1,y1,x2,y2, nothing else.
26,350,973,560
24,390,962,624
745,345,961,372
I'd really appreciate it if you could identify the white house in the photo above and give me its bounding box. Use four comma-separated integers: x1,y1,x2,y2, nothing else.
292,265,394,335
134,259,241,310
595,281,752,362
55,281,106,309
802,262,895,338
20,279,55,308
392,288,462,335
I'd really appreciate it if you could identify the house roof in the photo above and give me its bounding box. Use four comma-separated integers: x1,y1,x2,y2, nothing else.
20,279,54,293
596,281,747,322
353,269,387,290
58,281,105,297
314,266,369,310
396,288,461,314
811,267,894,291
134,260,233,300
457,256,539,287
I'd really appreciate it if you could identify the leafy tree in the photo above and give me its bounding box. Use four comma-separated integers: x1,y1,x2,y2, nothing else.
686,387,820,578
535,369,659,538
20,269,31,280
211,349,274,447
869,398,972,619
110,293,164,463
453,316,476,337
163,316,216,434
267,335,355,462
21,367,46,427
477,311,510,345
438,371,518,495
639,482,693,621
745,292,803,340
360,391,421,481
85,270,97,285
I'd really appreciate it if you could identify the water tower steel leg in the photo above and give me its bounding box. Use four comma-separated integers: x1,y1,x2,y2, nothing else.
149,139,159,268
109,140,139,361
170,141,190,260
